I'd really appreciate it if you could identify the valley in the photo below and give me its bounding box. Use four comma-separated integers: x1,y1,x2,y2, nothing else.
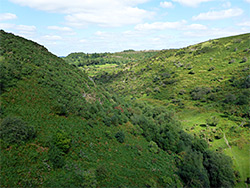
1,30,249,187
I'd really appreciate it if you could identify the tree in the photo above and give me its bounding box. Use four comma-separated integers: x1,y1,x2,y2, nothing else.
203,150,235,187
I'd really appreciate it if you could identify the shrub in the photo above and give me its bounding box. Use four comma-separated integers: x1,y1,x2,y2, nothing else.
242,75,250,88
228,59,235,64
131,124,143,136
206,116,219,126
48,144,65,168
208,67,215,71
52,104,67,116
81,169,97,188
104,130,112,139
53,130,71,153
0,116,36,144
115,131,125,143
191,87,211,101
223,93,236,104
148,141,159,154
96,165,108,181
240,57,247,63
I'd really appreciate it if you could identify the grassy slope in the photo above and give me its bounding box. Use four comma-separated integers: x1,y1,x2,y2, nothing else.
91,33,250,184
0,30,180,187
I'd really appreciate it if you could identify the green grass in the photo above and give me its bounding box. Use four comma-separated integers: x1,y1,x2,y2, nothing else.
225,145,250,187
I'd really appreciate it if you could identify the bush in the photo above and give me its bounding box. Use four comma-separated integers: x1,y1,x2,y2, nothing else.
240,57,247,63
191,87,211,101
0,116,36,144
48,144,65,168
81,169,97,188
96,165,108,182
148,141,159,154
228,59,235,64
53,130,71,153
115,131,125,143
131,124,143,136
206,116,219,126
223,93,236,104
104,130,112,139
208,67,215,71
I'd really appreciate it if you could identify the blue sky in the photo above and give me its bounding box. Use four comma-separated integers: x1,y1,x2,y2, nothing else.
1,0,249,56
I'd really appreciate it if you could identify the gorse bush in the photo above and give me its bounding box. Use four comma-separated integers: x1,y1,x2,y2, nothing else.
53,130,71,153
0,116,36,144
48,144,65,168
148,141,159,154
206,116,219,126
115,131,125,143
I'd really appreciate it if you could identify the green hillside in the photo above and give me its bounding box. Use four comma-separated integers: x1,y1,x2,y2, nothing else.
86,33,250,186
0,30,245,187
63,50,159,77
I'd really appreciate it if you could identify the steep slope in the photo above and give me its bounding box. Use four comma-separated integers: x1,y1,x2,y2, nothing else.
90,33,250,186
0,30,178,187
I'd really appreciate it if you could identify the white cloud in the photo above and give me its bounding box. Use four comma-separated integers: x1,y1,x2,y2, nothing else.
42,35,62,41
184,28,244,38
0,23,15,29
237,21,250,27
134,21,207,31
16,25,36,32
172,0,213,7
79,39,87,43
0,13,17,21
16,25,36,37
65,7,151,27
0,23,36,33
245,0,250,3
192,8,243,20
186,24,207,30
9,0,152,27
160,1,174,8
135,20,186,30
47,26,72,32
222,2,231,8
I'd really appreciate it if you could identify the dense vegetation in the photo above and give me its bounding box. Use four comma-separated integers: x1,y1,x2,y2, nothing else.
63,50,158,77
70,33,250,187
64,50,158,67
0,30,246,187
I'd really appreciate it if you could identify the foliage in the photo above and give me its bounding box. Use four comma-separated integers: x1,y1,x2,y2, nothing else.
115,131,125,143
206,116,219,126
203,150,236,187
0,116,36,144
53,130,71,153
148,141,159,153
48,144,65,168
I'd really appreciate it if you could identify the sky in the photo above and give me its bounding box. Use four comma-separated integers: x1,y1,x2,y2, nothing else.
0,0,250,56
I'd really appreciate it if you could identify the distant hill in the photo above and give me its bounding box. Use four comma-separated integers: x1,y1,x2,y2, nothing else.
0,30,238,187
71,33,250,186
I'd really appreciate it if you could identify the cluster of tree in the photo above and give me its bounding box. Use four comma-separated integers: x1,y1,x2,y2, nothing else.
128,101,236,187
63,51,158,67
